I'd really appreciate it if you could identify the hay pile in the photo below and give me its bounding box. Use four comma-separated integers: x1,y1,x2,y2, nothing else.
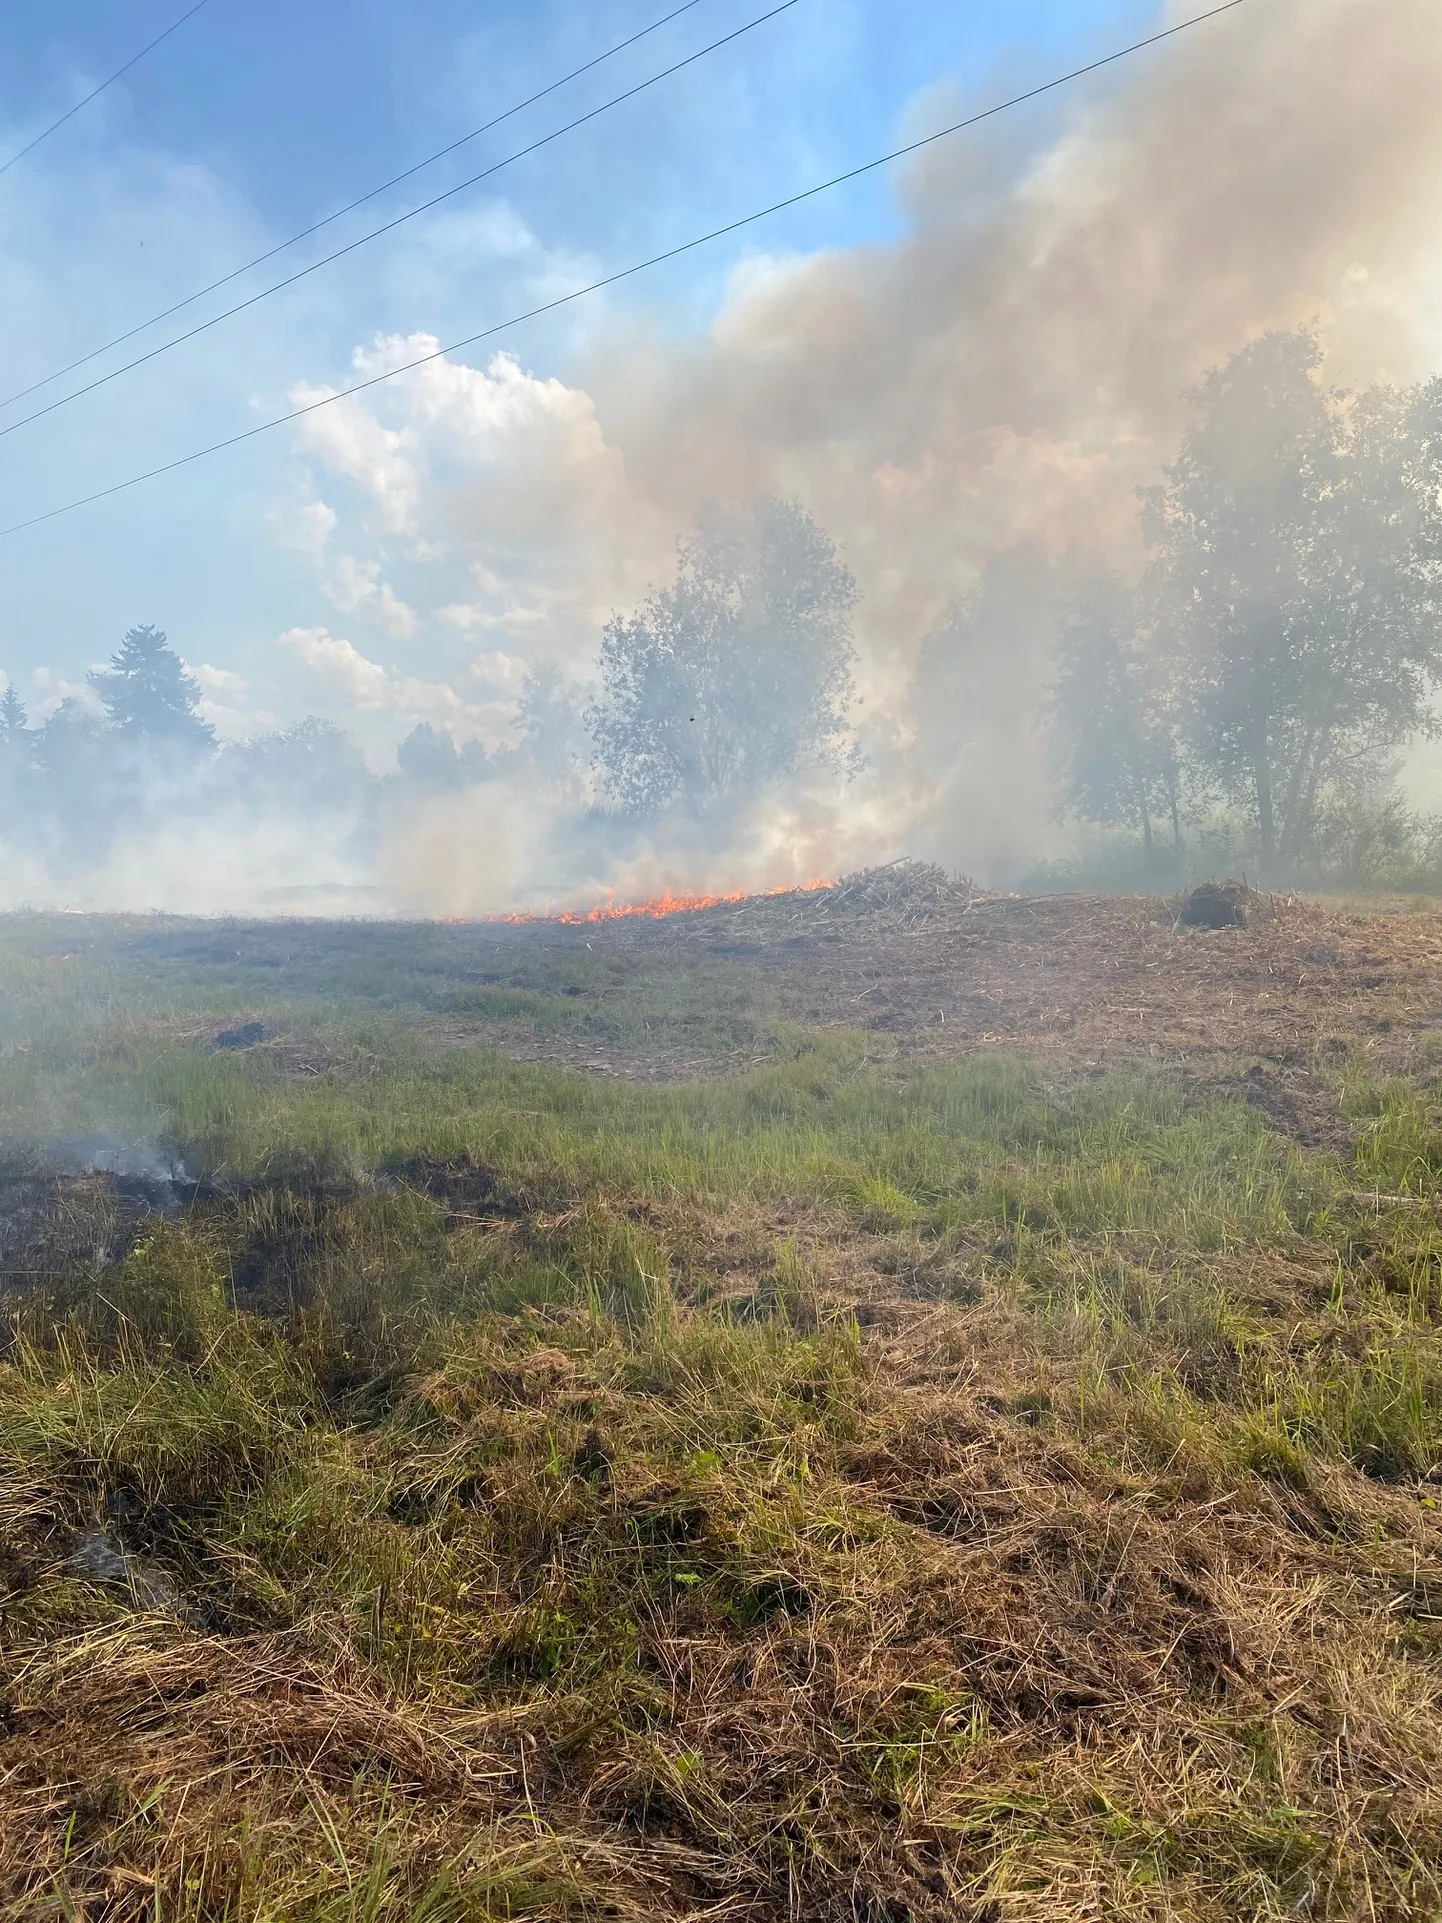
805,861,988,928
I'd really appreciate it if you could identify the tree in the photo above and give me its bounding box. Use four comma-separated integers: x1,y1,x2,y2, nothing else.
221,718,373,812
1050,575,1182,853
0,684,34,814
37,697,108,774
32,698,121,858
1144,329,1442,865
1278,378,1442,846
395,722,492,792
89,624,214,749
589,498,858,818
0,685,27,742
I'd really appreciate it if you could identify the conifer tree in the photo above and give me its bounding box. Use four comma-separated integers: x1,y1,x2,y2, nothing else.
89,625,214,749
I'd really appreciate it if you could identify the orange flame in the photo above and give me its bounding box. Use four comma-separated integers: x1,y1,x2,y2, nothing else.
480,877,834,926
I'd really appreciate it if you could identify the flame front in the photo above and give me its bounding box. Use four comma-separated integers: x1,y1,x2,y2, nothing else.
484,878,834,926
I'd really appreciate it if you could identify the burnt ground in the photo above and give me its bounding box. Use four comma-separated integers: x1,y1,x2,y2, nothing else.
12,877,1442,1151
397,888,1442,1149
6,876,1431,1307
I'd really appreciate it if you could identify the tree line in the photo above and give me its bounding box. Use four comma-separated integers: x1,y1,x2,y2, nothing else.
1050,327,1442,876
0,498,863,881
5,327,1441,889
1,629,370,872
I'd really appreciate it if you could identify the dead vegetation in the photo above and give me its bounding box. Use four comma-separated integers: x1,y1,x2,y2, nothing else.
1173,878,1269,929
446,870,1442,1095
4,1174,1442,1922
4,888,1442,1918
427,878,1442,1149
24,869,1442,1092
697,876,1442,1074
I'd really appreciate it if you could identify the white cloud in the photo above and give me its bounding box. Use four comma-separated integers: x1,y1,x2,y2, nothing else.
469,650,530,696
289,375,423,534
274,499,338,558
189,661,271,737
290,342,666,675
326,555,419,639
29,667,99,719
436,602,488,632
278,626,515,748
278,628,392,708
191,662,247,699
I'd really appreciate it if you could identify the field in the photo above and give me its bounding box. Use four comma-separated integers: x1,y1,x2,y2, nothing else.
4,870,1442,1921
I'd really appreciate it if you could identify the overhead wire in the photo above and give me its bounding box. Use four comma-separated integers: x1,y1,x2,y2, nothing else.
0,0,215,179
0,0,1248,543
0,0,801,442
0,0,714,412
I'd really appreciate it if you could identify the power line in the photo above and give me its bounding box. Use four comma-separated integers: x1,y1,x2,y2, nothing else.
0,0,713,413
0,0,801,443
0,0,1248,543
0,0,215,179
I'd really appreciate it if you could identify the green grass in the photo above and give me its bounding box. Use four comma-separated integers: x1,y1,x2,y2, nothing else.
0,911,796,1070
3,917,1442,1920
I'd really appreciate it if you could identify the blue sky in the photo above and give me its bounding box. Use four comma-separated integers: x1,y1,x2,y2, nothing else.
0,0,1158,742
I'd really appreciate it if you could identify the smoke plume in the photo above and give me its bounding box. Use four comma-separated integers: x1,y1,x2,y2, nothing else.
6,0,1442,914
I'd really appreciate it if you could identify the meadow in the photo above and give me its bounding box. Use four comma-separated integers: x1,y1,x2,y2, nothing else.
2,888,1442,1921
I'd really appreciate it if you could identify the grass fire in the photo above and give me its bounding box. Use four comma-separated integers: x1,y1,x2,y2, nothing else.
3,867,1442,1920
5,0,1442,1914
493,879,836,926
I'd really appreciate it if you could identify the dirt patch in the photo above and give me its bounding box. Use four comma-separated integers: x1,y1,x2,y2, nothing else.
1177,1059,1353,1151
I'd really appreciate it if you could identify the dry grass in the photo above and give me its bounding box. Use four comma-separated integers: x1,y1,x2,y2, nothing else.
4,886,1442,1918
345,883,1442,1100
5,1248,1442,1921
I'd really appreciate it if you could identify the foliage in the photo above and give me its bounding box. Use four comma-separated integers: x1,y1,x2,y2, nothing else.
220,716,375,813
1148,329,1442,862
1055,328,1442,874
395,722,492,792
0,687,31,815
0,632,438,883
88,623,215,750
515,665,589,790
589,498,858,818
0,490,864,896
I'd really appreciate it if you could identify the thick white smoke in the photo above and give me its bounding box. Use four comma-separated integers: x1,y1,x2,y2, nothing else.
9,0,1442,914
